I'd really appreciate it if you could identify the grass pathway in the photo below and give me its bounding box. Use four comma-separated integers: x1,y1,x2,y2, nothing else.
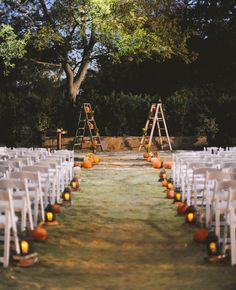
1,163,236,289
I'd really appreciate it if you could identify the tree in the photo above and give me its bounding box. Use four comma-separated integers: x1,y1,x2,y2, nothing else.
0,24,29,74
1,0,195,102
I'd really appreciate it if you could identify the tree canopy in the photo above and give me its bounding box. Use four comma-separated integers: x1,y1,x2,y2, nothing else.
0,24,29,73
1,0,194,101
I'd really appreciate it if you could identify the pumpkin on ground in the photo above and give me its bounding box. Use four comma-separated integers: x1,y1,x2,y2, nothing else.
82,159,93,168
32,226,47,241
193,228,208,242
164,162,173,169
162,179,168,187
85,105,90,113
177,202,188,215
93,156,100,163
152,158,162,169
143,152,149,159
167,189,175,199
52,203,61,213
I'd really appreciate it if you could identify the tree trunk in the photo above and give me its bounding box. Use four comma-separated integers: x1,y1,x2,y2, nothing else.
64,61,90,103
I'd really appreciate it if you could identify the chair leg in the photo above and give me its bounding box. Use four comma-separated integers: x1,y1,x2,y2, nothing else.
33,195,39,227
230,224,236,265
205,199,211,228
26,194,34,230
39,189,45,222
3,217,11,267
215,209,220,238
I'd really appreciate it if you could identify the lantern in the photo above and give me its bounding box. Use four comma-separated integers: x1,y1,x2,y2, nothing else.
70,178,80,191
45,203,57,225
185,205,197,223
206,232,220,257
162,173,167,180
62,187,72,205
18,230,33,256
174,187,182,203
158,168,166,181
167,182,173,189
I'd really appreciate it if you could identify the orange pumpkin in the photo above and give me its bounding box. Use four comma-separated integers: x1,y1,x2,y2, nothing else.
32,226,47,241
89,157,94,163
193,228,208,243
152,158,162,169
52,204,61,213
164,162,173,169
93,156,100,163
143,152,149,159
177,202,188,215
146,156,152,162
85,106,90,113
82,160,92,168
162,179,168,187
167,189,175,199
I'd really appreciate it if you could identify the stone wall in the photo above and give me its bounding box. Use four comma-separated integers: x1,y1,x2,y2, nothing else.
42,135,207,151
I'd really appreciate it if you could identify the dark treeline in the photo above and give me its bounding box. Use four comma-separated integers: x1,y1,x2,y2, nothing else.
0,0,236,147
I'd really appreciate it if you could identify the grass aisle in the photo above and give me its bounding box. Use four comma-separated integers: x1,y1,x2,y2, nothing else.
1,165,236,289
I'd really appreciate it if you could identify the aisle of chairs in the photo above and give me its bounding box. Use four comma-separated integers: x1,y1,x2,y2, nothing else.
0,147,74,267
172,146,236,265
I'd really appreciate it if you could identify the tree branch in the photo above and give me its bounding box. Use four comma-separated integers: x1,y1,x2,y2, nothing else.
39,0,55,27
29,58,61,68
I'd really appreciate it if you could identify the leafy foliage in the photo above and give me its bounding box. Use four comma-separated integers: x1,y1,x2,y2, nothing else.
0,24,29,74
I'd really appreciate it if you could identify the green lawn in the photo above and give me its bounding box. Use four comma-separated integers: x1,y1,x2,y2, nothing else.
1,161,236,290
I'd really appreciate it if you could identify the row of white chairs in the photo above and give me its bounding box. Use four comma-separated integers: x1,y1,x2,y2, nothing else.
0,147,74,267
172,148,236,265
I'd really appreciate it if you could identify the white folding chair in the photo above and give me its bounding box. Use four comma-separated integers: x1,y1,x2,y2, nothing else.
22,165,50,207
7,171,45,227
0,160,22,172
222,188,236,265
189,167,219,207
0,165,10,179
0,179,34,232
35,160,60,204
211,180,236,241
204,171,231,229
0,189,20,267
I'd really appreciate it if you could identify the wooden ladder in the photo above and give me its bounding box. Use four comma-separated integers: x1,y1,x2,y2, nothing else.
139,101,172,151
73,103,104,152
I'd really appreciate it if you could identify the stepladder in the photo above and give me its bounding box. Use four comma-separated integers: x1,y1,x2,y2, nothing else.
139,102,172,151
73,103,104,152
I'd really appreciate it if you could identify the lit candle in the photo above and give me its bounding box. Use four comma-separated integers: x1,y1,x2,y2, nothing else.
167,183,173,189
175,193,181,201
187,213,194,222
209,242,217,253
64,193,70,201
46,212,53,222
21,240,29,254
71,181,77,188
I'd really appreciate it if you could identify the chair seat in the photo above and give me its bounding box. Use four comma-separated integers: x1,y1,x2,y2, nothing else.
0,214,18,226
